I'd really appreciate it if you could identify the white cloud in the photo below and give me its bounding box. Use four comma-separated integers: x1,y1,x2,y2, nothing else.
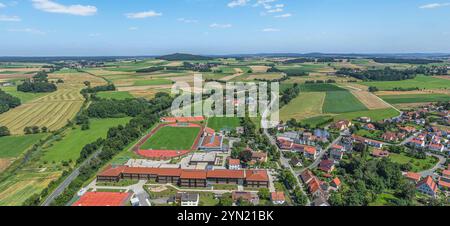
267,8,283,13
0,14,21,21
210,23,232,28
88,33,100,37
419,2,450,9
128,26,138,31
178,18,198,23
32,0,97,16
275,13,292,18
228,0,249,8
262,28,280,32
125,10,162,19
0,3,6,8
7,28,45,35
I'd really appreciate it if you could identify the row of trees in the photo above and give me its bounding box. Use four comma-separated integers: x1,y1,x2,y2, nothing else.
280,83,300,107
336,67,417,81
0,89,21,114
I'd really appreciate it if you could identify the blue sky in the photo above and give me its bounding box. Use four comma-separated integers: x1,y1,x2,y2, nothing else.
0,0,450,56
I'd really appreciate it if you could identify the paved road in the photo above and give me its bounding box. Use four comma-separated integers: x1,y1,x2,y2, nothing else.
307,135,342,170
41,149,102,206
419,153,446,178
400,132,421,146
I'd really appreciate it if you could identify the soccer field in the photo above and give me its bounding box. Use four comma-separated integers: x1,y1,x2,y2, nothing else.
140,126,201,150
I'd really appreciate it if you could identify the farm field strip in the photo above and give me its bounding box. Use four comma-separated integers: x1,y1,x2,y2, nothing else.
280,92,326,121
350,90,392,109
323,91,368,113
379,93,450,104
359,75,450,90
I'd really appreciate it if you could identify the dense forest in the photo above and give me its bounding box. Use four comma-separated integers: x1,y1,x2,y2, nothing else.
280,83,300,107
17,71,57,93
371,58,442,64
0,89,21,114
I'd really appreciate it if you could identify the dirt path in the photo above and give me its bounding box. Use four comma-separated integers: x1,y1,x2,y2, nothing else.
219,68,244,81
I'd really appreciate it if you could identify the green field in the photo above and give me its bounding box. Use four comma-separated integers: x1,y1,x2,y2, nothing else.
280,92,325,121
301,115,333,127
276,64,326,73
96,91,134,100
207,117,241,131
360,75,450,90
333,108,400,122
389,153,438,172
299,83,346,92
133,79,173,86
1,86,47,103
40,117,131,163
0,134,47,158
323,91,368,113
380,94,450,104
140,126,200,150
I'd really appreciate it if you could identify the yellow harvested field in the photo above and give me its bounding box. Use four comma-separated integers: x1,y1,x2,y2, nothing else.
249,66,269,73
0,88,84,134
0,158,13,173
342,83,369,91
49,72,106,87
164,61,183,66
118,84,173,91
350,90,391,109
434,76,450,81
219,69,244,81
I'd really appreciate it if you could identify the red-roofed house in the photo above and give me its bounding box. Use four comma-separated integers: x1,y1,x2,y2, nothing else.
428,143,444,152
371,149,390,158
404,172,421,184
318,159,335,173
303,146,318,160
416,176,439,197
300,170,314,184
270,192,286,205
330,177,341,190
329,144,345,160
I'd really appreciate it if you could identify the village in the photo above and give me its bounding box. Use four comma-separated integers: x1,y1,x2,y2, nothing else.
274,102,450,206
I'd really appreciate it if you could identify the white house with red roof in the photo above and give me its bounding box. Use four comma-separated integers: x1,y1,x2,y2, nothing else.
416,176,439,197
228,158,241,170
270,192,286,205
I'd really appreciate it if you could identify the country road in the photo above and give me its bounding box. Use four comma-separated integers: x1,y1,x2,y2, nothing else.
41,149,103,206
307,135,342,170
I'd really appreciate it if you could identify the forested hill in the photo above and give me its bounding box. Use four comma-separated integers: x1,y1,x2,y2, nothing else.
156,53,213,61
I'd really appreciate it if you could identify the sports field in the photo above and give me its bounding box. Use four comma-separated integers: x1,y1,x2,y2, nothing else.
140,126,201,150
280,92,326,121
323,91,368,113
360,75,450,90
207,117,240,131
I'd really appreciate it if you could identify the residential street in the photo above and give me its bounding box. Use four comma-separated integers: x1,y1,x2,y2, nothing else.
419,153,446,178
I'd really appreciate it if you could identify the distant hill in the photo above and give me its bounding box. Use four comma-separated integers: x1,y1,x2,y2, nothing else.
156,53,213,61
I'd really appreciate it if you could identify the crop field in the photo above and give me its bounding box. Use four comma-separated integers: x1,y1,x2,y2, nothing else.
133,79,174,86
0,134,47,158
0,86,47,103
40,118,131,164
280,92,326,121
333,108,400,122
0,88,84,134
323,91,368,113
207,117,241,131
245,73,284,81
0,171,61,206
350,90,392,109
378,93,450,104
96,91,134,100
360,75,450,90
140,126,201,150
276,64,327,74
300,115,333,127
299,83,346,92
